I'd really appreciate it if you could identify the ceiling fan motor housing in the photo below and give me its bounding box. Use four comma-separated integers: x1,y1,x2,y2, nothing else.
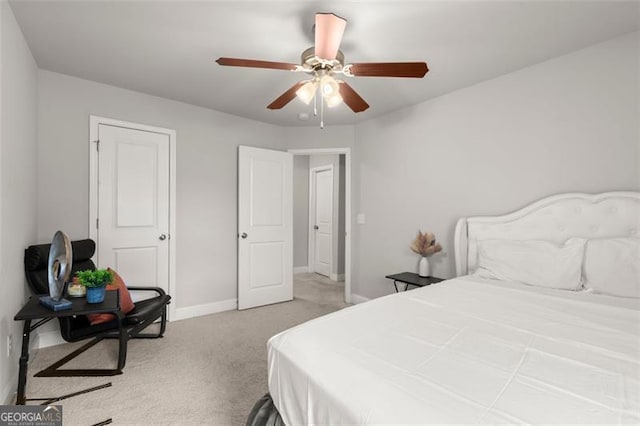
301,47,345,73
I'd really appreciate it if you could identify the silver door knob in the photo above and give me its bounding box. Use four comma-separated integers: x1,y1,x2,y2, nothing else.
314,225,319,230
241,232,248,239
159,234,167,241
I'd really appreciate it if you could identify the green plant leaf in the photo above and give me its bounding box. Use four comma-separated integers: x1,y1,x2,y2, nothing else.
75,269,114,288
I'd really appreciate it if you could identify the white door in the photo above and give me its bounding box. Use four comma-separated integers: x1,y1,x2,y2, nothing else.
311,167,333,277
238,146,293,310
96,124,170,299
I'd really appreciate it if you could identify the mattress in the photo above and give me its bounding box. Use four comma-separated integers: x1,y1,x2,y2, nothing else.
267,277,640,425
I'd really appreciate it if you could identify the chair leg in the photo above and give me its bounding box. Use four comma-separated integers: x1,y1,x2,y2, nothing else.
117,322,128,371
159,305,167,337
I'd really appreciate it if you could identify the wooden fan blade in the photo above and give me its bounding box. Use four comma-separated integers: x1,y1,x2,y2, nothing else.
338,82,369,113
314,13,347,60
267,81,306,110
348,62,429,78
216,57,298,71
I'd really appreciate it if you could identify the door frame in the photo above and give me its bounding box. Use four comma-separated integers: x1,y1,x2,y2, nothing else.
89,115,177,320
308,164,334,277
288,148,352,304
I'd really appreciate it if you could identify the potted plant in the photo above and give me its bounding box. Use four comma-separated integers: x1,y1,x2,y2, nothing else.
75,269,114,303
410,231,442,277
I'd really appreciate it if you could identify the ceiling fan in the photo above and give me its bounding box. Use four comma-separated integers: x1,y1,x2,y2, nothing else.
216,12,428,124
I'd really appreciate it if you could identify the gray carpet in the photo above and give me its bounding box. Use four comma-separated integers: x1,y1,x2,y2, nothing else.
24,273,348,425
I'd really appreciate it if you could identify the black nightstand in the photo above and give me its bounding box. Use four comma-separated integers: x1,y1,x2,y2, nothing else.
385,272,445,292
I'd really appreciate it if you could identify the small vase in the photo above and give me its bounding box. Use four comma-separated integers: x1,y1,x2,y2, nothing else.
67,284,86,298
86,286,107,303
418,256,430,277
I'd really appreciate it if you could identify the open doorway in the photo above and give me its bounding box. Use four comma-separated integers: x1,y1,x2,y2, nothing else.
289,148,351,304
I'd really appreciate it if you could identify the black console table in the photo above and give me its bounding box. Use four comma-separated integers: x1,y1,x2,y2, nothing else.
14,291,124,407
385,272,445,292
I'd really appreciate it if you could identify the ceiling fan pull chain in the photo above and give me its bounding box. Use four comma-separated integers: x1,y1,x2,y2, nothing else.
320,95,325,129
313,89,318,117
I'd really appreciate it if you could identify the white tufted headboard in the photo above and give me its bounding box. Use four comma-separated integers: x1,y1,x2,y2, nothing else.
454,192,640,276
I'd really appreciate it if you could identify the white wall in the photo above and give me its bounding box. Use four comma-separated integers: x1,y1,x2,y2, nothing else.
37,71,285,316
352,32,640,299
293,155,309,268
0,0,38,403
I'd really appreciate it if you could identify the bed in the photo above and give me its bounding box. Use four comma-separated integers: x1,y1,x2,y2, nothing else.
261,192,640,425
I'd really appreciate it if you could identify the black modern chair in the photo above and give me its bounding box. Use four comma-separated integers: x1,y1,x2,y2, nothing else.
24,238,171,376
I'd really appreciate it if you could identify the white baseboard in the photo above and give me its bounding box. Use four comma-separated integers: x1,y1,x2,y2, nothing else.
173,299,237,321
350,293,370,304
330,273,345,282
293,266,309,274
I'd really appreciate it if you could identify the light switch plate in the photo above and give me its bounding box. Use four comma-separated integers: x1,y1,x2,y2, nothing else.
357,214,365,224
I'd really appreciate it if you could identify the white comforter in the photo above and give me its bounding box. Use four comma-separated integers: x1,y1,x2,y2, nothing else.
268,277,640,425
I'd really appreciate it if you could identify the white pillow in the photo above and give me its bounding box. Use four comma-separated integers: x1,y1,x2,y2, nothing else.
475,239,586,290
583,238,640,298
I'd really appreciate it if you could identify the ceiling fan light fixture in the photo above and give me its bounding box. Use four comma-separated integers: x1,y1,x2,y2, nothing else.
295,80,318,104
325,93,343,108
320,75,339,97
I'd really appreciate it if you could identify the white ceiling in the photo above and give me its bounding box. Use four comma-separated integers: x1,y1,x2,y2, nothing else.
9,1,640,127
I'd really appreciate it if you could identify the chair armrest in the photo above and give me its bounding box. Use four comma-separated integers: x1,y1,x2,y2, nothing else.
126,286,166,297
